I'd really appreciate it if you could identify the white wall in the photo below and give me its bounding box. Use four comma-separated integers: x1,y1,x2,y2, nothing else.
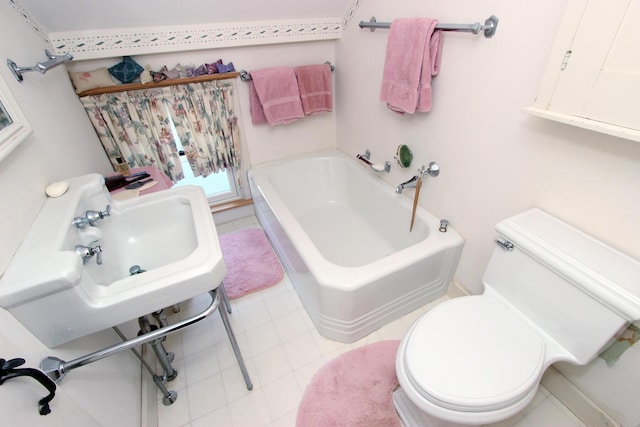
0,10,112,273
336,0,640,425
0,3,140,425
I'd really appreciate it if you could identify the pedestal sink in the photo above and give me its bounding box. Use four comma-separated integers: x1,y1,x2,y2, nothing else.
0,174,226,348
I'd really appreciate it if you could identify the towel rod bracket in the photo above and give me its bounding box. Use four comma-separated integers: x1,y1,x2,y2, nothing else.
367,17,377,32
483,15,499,38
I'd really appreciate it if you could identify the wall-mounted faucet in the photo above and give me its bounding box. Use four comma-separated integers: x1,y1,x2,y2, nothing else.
74,244,102,265
396,175,419,194
7,49,74,82
396,162,440,193
73,205,111,229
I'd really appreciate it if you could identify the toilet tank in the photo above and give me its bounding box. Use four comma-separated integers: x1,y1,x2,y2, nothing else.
483,208,640,365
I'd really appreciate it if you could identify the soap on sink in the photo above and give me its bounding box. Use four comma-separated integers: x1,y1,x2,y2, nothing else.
45,181,69,198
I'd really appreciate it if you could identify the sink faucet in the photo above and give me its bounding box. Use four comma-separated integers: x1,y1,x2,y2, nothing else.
396,176,419,194
73,205,111,229
74,244,102,265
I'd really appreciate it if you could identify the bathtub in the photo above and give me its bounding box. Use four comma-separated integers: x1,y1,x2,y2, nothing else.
248,150,464,343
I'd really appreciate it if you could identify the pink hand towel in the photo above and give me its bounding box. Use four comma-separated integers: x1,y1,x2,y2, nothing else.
380,18,442,114
294,64,333,115
249,81,268,125
249,67,304,126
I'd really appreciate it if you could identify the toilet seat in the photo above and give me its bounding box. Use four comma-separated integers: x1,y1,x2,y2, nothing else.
402,296,546,414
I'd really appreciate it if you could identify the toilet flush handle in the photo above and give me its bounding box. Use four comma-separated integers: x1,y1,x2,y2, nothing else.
495,239,514,251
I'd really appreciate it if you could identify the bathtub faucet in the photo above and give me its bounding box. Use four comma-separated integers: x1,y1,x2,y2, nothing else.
396,162,440,194
396,175,419,194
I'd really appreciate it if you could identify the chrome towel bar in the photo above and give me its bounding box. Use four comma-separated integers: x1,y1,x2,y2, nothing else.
359,15,499,38
240,61,335,82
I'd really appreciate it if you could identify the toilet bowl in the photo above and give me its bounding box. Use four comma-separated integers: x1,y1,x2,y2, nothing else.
394,209,640,426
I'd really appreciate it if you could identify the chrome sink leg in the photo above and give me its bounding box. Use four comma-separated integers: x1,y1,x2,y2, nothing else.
113,327,177,406
219,281,232,314
217,289,252,390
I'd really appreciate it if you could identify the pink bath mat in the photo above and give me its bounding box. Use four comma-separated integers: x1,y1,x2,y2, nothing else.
219,227,284,299
296,340,402,427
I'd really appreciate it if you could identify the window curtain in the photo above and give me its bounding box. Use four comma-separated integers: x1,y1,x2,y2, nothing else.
80,80,240,182
166,81,240,177
81,90,185,182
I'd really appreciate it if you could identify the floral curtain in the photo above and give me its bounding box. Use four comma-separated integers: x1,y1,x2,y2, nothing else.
80,79,240,182
165,81,240,177
81,90,184,182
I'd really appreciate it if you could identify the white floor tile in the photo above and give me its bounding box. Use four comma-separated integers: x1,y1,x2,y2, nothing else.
238,300,272,331
183,346,220,386
282,332,322,370
186,372,227,420
244,321,282,357
272,310,312,342
253,345,293,385
191,404,232,427
227,389,271,427
262,373,302,420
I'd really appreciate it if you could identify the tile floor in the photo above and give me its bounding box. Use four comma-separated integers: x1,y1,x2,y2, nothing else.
155,216,586,427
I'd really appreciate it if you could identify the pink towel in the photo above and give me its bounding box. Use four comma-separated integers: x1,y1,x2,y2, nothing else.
249,67,304,126
294,64,333,115
249,81,268,124
380,18,442,114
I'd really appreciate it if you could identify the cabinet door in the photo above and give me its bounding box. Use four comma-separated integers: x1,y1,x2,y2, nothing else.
581,0,640,129
527,0,640,141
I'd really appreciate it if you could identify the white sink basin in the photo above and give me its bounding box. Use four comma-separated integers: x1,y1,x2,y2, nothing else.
0,174,226,348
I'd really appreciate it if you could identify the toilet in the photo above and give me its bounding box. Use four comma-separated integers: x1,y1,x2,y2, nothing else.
394,208,640,426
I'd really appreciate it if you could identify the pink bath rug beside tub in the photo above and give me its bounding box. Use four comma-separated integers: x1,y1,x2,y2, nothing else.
296,340,402,427
219,227,284,299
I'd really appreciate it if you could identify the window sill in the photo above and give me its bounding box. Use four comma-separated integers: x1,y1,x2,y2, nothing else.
210,198,253,214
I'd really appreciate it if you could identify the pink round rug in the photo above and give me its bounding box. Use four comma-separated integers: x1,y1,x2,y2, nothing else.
219,227,284,299
296,340,402,427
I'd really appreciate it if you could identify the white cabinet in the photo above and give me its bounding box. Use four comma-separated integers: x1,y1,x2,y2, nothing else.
525,0,640,142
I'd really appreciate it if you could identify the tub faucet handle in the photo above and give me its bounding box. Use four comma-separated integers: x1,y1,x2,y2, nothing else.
439,219,449,232
419,162,440,177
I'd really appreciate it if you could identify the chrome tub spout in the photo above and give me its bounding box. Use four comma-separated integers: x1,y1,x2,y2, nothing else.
396,175,419,194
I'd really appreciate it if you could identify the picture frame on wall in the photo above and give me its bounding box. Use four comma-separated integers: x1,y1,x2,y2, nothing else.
0,73,32,162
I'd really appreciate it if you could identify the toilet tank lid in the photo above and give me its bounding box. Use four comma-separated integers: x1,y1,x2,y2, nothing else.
496,208,640,320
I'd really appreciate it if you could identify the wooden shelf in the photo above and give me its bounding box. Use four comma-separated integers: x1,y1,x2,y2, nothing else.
77,72,240,97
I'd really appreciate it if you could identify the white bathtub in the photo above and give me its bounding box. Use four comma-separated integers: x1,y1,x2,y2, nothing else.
248,150,464,343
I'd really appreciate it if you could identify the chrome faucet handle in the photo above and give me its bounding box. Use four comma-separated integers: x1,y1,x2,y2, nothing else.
86,205,111,227
419,162,440,177
427,162,440,177
72,216,90,229
74,244,102,265
92,245,103,265
73,205,111,229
